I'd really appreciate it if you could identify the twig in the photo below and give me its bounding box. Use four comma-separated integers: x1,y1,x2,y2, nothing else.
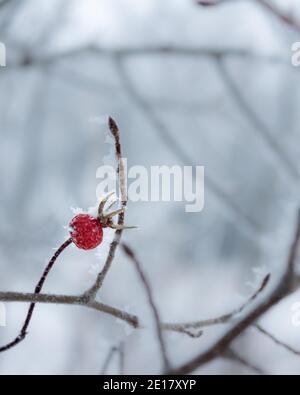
122,243,171,372
0,291,139,328
85,117,127,300
163,274,270,334
197,0,300,32
216,58,299,181
0,117,130,352
256,0,300,32
100,342,124,375
0,238,73,352
224,347,267,375
114,55,260,235
8,45,289,69
0,273,270,337
255,324,300,356
168,210,300,374
119,341,125,375
100,341,125,375
100,346,119,375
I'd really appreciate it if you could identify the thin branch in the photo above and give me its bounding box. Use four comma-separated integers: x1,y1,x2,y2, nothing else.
0,291,139,328
100,342,125,375
0,274,270,339
197,0,300,32
255,324,300,356
119,341,125,375
0,238,73,352
85,117,127,300
114,55,260,235
6,44,289,69
163,274,270,334
224,347,267,375
257,0,300,32
169,210,300,375
100,346,119,375
122,243,171,372
216,58,299,181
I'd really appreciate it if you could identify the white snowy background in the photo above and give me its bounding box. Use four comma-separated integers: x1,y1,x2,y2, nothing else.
0,0,300,374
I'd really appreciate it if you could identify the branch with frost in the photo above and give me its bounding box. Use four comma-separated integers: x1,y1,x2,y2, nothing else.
163,273,270,336
197,0,300,32
168,210,300,375
223,347,267,375
122,243,171,371
0,116,128,352
0,291,139,328
84,117,127,300
255,324,300,356
0,271,271,335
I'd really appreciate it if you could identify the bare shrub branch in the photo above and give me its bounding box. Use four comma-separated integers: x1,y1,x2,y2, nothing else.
168,210,300,375
163,274,270,334
85,117,127,300
100,342,125,375
122,243,171,372
197,0,300,31
255,324,300,356
224,348,267,375
216,58,299,181
0,238,73,352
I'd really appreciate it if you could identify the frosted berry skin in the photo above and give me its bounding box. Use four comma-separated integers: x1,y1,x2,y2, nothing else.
69,214,103,250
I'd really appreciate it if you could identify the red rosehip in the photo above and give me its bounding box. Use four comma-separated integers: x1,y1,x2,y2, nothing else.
69,214,103,250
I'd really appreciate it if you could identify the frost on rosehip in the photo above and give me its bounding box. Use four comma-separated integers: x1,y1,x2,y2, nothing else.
69,214,103,250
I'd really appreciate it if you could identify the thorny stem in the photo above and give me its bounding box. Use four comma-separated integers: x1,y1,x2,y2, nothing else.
0,238,73,353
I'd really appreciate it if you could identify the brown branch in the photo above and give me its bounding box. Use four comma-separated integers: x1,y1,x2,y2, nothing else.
168,210,300,375
122,243,171,372
0,273,270,340
0,238,73,352
197,0,300,32
255,324,300,356
163,274,270,334
224,347,267,375
0,291,139,328
0,117,131,352
257,0,300,32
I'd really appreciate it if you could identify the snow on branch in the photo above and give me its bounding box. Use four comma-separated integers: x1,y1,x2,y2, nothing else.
168,210,300,374
0,117,299,373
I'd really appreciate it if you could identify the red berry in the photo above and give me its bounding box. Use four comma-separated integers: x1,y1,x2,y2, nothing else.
69,214,103,250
